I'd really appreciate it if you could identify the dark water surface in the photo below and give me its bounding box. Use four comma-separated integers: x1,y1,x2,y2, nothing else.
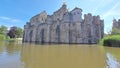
0,41,120,68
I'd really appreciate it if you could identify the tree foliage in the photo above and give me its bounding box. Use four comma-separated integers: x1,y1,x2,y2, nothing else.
0,34,6,40
7,27,23,38
0,25,7,40
16,27,23,38
0,25,7,35
7,27,17,38
111,28,120,35
100,35,120,47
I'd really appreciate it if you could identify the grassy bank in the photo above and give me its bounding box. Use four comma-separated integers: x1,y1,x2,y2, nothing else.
100,35,120,47
0,34,22,41
0,34,6,40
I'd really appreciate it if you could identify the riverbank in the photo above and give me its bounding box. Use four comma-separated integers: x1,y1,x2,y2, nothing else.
0,34,22,42
100,35,120,47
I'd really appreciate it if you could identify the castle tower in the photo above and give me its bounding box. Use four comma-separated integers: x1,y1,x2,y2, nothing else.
70,7,83,22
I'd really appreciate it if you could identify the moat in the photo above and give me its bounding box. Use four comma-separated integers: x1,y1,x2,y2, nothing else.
0,41,120,68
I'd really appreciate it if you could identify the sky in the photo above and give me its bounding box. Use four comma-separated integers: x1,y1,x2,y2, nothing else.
0,0,120,33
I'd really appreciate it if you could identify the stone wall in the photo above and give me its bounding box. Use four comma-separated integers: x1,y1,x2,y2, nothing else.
113,19,120,29
23,4,104,44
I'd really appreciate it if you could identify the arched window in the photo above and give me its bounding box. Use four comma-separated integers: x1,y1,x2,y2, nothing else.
69,30,72,43
29,30,33,42
88,29,91,37
40,29,44,43
56,25,60,43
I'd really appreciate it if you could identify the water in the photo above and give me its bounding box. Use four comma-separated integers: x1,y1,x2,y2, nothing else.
0,41,120,68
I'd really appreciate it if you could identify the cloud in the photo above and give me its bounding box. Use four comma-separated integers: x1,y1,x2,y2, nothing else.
101,2,120,19
0,16,11,20
0,16,22,22
11,19,21,22
92,0,114,12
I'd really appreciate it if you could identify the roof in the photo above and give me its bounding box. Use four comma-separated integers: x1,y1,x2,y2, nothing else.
71,7,82,12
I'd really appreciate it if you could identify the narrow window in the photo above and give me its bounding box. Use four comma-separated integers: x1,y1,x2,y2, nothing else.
40,29,44,43
56,25,60,43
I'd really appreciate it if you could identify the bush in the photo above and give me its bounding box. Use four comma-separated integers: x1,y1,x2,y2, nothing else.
111,28,120,35
0,34,6,40
100,35,120,47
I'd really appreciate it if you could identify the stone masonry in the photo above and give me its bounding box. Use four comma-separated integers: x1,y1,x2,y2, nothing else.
112,19,120,29
22,4,104,44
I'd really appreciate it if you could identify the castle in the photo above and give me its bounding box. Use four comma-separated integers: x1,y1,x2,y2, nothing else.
113,19,120,29
22,4,104,44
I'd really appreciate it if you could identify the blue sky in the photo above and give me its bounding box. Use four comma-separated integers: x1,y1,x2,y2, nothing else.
0,0,120,33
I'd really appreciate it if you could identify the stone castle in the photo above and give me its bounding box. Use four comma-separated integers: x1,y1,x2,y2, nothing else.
22,4,104,44
113,19,120,29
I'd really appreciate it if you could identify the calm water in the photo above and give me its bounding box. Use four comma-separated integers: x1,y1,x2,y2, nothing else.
0,41,120,68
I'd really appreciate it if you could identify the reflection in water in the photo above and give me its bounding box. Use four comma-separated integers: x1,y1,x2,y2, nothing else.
5,41,21,54
21,45,106,68
0,41,21,55
0,42,4,53
106,53,120,68
0,41,120,68
0,41,24,68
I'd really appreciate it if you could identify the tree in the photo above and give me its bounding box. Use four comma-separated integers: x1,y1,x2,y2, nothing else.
7,26,23,38
111,28,120,35
16,27,23,38
7,27,17,38
0,25,7,35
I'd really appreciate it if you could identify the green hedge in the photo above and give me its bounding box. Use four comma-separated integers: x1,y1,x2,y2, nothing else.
100,35,120,47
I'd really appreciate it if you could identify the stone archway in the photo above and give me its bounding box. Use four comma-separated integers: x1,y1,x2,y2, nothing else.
29,30,33,42
40,29,45,43
56,25,60,43
69,30,72,43
88,27,92,44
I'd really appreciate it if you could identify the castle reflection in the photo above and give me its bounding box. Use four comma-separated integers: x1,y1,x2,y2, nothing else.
21,44,107,68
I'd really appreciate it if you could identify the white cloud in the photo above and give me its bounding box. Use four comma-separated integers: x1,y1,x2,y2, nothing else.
11,19,21,22
92,0,114,12
0,16,22,22
101,2,120,19
0,16,11,20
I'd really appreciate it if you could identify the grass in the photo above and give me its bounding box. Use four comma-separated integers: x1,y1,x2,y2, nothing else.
0,34,6,40
99,35,120,47
0,34,21,42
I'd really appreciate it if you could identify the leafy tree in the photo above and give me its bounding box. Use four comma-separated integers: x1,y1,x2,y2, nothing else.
0,34,6,40
0,25,7,40
0,25,7,35
7,26,23,38
16,27,23,38
111,28,120,35
7,27,17,38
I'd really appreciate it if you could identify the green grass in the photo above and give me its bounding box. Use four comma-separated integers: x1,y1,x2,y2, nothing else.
0,34,19,41
99,35,120,47
0,34,6,40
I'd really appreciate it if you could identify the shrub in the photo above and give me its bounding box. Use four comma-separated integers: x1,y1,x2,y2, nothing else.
100,35,120,47
0,34,6,40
